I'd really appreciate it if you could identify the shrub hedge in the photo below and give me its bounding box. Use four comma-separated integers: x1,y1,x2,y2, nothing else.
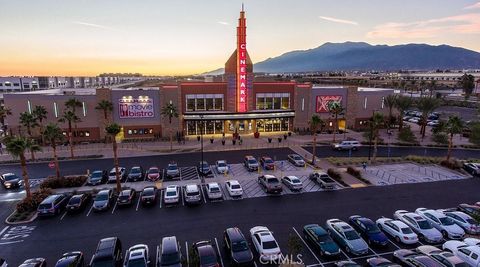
40,175,87,189
16,188,53,213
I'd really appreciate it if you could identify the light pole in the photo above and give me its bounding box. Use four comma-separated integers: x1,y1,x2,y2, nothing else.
367,109,377,161
199,115,205,184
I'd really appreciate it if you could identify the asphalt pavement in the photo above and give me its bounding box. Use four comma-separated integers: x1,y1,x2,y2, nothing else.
0,177,479,266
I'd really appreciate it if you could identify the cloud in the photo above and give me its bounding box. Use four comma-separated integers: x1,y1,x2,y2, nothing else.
71,21,118,31
318,16,358,26
366,13,480,39
217,21,230,26
464,1,480,9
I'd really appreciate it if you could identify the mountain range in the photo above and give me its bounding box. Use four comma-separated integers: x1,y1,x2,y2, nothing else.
203,42,480,74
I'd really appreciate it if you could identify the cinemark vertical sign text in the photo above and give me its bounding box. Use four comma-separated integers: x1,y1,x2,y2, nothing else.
238,43,247,112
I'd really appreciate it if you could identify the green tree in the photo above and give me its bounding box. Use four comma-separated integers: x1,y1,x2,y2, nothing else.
327,101,344,143
443,115,464,161
105,123,122,193
460,74,475,98
398,125,417,143
42,123,64,179
309,115,324,165
19,112,39,160
394,96,413,131
384,94,398,129
65,98,82,129
95,100,113,121
468,122,480,146
369,112,385,163
32,105,48,145
416,97,441,139
58,110,81,159
160,102,179,151
5,136,41,198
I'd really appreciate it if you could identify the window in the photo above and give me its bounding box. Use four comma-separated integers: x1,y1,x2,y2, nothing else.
13,83,19,86
4,82,11,87
196,98,205,110
364,97,368,109
265,97,273,109
206,98,214,111
23,84,30,89
187,99,195,111
214,97,223,110
301,98,305,111
381,97,385,109
53,102,59,118
281,97,289,109
27,100,32,114
256,97,265,110
82,102,87,117
273,97,281,109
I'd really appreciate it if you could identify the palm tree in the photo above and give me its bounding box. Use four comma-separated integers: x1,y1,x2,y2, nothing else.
394,96,413,131
95,100,113,121
384,95,398,129
105,123,122,193
429,80,437,97
5,136,41,198
65,98,82,129
160,103,179,151
58,110,81,159
19,112,39,160
416,96,441,139
32,105,48,145
327,101,344,143
443,115,464,161
369,112,385,163
309,115,324,165
43,123,64,179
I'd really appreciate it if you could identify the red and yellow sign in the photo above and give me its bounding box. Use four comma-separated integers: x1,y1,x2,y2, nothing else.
237,43,247,112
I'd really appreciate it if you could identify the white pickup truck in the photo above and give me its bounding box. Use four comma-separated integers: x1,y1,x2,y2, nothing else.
309,171,336,190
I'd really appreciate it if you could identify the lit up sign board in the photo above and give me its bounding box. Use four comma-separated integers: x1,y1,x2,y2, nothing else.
316,95,342,113
237,43,247,112
119,96,154,118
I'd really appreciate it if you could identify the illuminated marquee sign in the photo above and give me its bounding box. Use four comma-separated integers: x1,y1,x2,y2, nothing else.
316,95,342,113
237,43,247,112
119,96,154,119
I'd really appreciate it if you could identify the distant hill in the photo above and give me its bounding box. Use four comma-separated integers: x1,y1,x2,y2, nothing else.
253,42,480,73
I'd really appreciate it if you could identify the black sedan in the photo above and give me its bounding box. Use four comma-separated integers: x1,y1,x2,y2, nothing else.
463,163,480,176
66,194,91,213
0,173,21,189
458,203,480,218
141,186,157,206
366,257,401,267
55,252,84,267
223,227,254,266
192,241,220,267
117,189,136,206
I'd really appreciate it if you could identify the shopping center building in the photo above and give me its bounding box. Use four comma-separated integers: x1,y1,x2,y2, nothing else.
3,8,394,142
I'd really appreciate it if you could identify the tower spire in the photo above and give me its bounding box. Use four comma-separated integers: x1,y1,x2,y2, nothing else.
242,3,244,12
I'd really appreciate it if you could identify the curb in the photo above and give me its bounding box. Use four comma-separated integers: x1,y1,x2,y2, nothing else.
5,211,37,225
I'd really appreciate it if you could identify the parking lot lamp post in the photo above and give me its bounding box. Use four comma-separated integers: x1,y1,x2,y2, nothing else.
367,110,377,161
200,115,205,184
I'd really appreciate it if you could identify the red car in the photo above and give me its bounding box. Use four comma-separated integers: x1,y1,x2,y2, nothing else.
146,167,161,181
260,156,275,170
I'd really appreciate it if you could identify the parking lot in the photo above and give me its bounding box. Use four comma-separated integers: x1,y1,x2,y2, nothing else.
363,163,471,186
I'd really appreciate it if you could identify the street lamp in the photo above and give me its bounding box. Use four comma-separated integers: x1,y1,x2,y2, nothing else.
199,115,205,184
367,109,378,161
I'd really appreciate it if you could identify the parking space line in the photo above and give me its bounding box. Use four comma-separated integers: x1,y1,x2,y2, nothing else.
111,201,118,214
185,241,189,267
253,262,258,267
214,238,224,267
200,185,207,204
86,204,94,217
156,245,160,267
368,247,380,257
135,192,142,211
292,227,323,267
181,187,185,206
0,226,10,236
340,248,352,261
159,190,163,209
387,239,401,250
60,211,67,221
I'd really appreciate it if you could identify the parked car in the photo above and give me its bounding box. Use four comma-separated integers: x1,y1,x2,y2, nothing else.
157,236,182,267
165,163,180,178
309,171,336,190
366,257,400,267
331,140,361,151
392,249,442,267
124,244,149,267
117,189,136,206
464,237,480,246
303,224,340,257
416,208,465,239
183,184,201,205
335,261,361,267
215,160,229,174
89,237,123,267
281,176,303,191
108,167,126,183
37,194,69,217
127,166,144,182
416,245,468,267
258,175,282,194
146,167,161,181
376,218,418,245
19,258,47,267
223,227,254,266
66,193,91,213
191,241,220,267
249,226,282,263
55,251,84,267
87,170,108,185
463,163,480,176
244,156,259,172
349,215,388,246
141,186,157,206
0,173,21,189
442,210,480,235
457,204,480,218
260,156,275,170
198,161,212,176
164,185,180,205
326,219,369,255
287,154,306,167
443,241,469,254
443,241,480,267
0,258,6,267
225,180,243,198
206,182,223,200
93,189,114,211
394,210,443,243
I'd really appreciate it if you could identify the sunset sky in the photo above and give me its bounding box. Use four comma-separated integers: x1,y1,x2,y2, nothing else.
1,0,480,76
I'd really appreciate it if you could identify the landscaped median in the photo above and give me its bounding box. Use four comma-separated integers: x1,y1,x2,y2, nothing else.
5,175,88,224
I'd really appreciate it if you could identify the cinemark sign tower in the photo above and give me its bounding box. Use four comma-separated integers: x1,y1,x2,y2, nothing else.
225,5,253,113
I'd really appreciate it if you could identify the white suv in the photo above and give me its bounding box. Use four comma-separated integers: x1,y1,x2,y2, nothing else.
183,184,201,205
164,185,180,205
225,180,243,198
332,140,361,151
